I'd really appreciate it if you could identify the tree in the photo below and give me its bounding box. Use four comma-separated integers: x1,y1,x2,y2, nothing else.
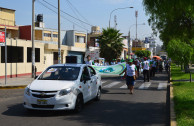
167,39,193,72
142,0,194,47
98,28,124,63
135,50,151,58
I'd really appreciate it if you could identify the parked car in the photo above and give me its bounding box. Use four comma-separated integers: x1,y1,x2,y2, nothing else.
23,64,102,112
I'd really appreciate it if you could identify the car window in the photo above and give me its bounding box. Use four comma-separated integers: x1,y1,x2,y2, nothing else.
88,66,96,76
81,67,90,80
38,66,80,80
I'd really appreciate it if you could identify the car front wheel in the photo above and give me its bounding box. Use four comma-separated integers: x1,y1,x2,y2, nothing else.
74,94,84,113
95,88,101,101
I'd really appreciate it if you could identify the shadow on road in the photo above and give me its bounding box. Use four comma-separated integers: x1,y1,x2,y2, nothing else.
2,99,168,126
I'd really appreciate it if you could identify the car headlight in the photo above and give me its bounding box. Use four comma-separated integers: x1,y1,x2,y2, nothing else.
25,87,30,96
59,88,72,96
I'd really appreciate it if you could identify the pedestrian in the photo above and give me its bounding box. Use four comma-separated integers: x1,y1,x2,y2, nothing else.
85,55,93,65
135,58,140,77
142,57,150,82
120,59,136,94
151,58,157,77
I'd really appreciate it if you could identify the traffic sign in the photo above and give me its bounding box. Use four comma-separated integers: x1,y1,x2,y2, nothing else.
0,31,5,42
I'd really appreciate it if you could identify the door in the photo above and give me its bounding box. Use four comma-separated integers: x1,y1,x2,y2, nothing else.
53,52,58,64
88,66,98,98
80,66,91,102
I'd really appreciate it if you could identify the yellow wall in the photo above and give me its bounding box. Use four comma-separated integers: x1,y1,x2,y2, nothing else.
0,39,45,76
0,8,15,26
35,30,42,40
75,33,86,37
75,43,86,48
132,47,146,51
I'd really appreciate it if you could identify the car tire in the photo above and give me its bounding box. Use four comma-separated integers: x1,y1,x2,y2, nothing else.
74,94,84,113
95,88,101,101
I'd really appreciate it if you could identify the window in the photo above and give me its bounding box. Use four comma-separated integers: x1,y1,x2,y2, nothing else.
75,36,85,43
44,33,51,37
81,67,90,79
53,34,58,38
88,66,96,76
1,46,23,63
27,47,40,62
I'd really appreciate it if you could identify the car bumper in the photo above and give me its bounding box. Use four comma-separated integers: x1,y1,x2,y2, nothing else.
23,93,77,110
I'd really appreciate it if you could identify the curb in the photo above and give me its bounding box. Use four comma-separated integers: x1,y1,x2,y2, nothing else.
170,78,177,126
0,85,27,89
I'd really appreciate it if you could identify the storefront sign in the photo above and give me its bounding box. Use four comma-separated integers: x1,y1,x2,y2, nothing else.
0,31,5,42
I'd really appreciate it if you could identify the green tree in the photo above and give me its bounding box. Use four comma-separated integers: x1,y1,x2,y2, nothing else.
142,0,194,47
98,28,124,63
135,50,151,58
167,39,193,72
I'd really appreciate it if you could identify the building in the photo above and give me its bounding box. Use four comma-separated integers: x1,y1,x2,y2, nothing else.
87,26,101,48
0,7,19,39
0,7,87,78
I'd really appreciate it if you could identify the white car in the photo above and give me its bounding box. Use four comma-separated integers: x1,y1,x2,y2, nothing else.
23,64,102,112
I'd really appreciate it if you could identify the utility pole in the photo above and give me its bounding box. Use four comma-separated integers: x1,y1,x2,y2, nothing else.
135,11,138,53
5,26,7,85
32,0,35,78
114,15,117,29
58,0,61,64
128,31,130,59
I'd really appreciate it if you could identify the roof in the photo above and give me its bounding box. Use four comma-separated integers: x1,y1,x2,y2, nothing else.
0,7,16,11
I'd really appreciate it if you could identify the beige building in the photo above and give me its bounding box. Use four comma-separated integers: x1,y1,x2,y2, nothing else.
0,7,87,78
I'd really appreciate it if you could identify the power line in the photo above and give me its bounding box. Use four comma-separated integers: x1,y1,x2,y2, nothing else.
41,0,93,26
65,0,91,25
37,0,89,31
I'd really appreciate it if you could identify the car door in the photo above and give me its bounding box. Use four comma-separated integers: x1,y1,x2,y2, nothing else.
88,66,98,98
80,66,92,102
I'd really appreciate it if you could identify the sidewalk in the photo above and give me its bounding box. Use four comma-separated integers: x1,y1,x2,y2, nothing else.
0,75,34,89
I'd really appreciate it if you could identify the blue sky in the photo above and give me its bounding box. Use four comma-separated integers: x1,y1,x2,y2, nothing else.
1,0,162,45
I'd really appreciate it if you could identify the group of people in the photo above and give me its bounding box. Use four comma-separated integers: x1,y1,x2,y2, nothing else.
119,57,170,94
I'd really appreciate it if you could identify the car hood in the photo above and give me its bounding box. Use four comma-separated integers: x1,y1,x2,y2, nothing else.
29,80,76,91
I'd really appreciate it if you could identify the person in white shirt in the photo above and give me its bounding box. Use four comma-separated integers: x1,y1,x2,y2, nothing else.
142,57,150,82
120,59,136,94
85,55,93,65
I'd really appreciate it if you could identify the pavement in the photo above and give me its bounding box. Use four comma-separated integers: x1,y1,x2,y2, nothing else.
0,75,34,89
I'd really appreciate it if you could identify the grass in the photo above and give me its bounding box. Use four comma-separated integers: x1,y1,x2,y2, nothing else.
171,64,194,80
173,82,194,126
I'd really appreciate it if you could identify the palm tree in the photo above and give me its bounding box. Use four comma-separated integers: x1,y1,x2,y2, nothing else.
98,28,124,63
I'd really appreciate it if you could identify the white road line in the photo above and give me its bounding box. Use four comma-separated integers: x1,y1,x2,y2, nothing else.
103,81,120,88
157,83,167,90
138,82,151,90
102,81,107,84
120,82,136,88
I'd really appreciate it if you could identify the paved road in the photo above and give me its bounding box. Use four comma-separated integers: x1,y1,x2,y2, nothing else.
0,73,170,126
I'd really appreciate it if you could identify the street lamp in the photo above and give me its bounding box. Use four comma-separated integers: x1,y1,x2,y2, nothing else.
109,7,133,28
128,23,145,59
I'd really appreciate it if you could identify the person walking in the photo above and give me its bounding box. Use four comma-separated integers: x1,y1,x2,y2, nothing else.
142,57,150,82
85,55,93,65
120,59,136,94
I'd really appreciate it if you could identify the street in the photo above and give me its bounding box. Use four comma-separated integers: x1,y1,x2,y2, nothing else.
0,73,170,126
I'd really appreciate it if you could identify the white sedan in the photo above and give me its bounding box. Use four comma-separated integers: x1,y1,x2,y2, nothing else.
23,64,102,112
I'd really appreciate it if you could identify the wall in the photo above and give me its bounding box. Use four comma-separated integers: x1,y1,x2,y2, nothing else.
0,38,45,77
35,30,42,40
0,8,15,26
66,30,74,46
19,25,31,40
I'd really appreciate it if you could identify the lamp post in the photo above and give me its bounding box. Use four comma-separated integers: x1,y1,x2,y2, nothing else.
128,23,145,59
109,7,133,28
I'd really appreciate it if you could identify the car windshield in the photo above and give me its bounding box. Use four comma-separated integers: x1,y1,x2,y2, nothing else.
38,66,80,80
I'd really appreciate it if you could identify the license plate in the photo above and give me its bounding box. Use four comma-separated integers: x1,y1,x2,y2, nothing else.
37,99,47,105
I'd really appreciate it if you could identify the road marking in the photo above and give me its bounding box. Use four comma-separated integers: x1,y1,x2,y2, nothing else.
103,81,120,88
157,83,167,90
138,82,151,90
102,81,107,84
120,82,136,88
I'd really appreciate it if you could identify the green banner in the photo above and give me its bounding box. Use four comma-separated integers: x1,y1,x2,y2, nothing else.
92,63,126,75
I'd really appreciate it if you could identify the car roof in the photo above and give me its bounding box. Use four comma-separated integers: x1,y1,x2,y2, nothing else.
49,63,87,68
